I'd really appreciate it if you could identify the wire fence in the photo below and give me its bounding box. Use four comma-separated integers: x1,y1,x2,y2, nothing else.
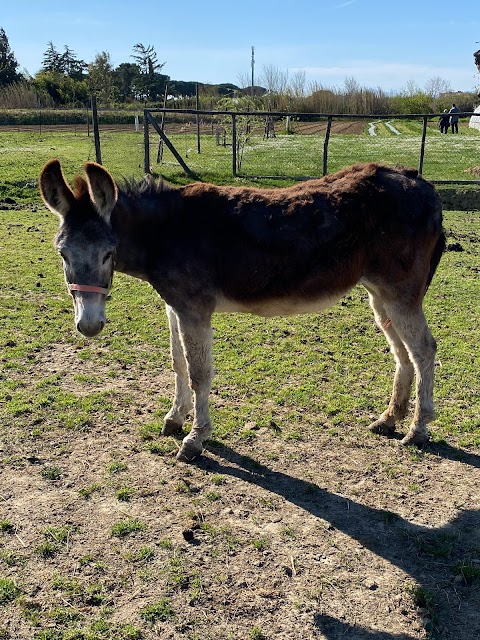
1,105,480,204
144,108,480,184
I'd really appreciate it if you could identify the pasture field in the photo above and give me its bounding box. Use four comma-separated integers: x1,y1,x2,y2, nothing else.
2,119,480,195
0,170,479,639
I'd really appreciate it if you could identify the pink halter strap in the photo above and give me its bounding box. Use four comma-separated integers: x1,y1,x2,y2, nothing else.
69,283,110,295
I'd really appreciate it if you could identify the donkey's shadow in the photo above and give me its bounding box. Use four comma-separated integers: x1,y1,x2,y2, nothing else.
197,442,480,639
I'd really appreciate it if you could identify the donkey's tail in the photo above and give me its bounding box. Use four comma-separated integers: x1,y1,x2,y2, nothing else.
425,230,446,292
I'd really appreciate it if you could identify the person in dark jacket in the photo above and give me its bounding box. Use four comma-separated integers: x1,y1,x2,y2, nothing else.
449,103,460,133
438,109,450,133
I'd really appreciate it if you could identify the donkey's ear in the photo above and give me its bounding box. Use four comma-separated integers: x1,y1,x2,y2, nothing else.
39,159,76,219
84,162,118,224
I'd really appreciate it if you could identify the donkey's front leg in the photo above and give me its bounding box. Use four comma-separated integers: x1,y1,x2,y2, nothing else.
162,306,194,435
175,312,214,462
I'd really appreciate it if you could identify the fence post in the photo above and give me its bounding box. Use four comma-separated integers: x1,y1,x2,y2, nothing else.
323,116,332,176
232,114,237,177
91,95,102,165
418,116,428,177
144,109,150,173
196,84,201,154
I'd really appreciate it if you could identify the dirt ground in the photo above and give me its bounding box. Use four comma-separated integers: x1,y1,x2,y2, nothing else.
1,339,479,639
0,120,366,136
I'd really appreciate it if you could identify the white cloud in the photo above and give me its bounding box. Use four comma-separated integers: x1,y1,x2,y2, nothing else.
295,60,477,92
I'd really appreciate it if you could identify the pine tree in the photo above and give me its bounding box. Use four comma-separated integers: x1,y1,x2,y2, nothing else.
131,43,165,75
42,42,86,78
42,41,62,73
60,45,86,79
131,43,166,101
0,27,21,86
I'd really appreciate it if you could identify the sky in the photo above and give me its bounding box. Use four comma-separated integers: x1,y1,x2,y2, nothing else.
2,0,480,95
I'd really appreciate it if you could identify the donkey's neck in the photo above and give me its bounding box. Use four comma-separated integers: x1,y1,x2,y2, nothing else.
111,189,177,281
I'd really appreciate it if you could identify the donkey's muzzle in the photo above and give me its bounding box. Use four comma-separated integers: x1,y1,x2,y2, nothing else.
76,319,105,337
72,291,107,338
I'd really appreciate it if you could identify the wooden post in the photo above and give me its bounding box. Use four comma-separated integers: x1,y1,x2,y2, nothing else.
418,116,428,177
156,85,168,163
251,46,255,98
91,95,102,165
232,114,237,176
323,116,332,176
196,83,201,154
144,108,150,173
145,110,196,179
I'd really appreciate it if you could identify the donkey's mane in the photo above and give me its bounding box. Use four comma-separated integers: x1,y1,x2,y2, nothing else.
119,175,175,198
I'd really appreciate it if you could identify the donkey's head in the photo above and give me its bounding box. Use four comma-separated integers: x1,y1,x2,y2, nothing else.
40,160,118,337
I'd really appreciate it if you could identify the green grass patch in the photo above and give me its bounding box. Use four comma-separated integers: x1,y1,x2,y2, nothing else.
0,577,20,604
139,598,174,624
111,518,147,538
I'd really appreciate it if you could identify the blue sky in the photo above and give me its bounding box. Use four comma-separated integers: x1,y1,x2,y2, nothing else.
2,0,480,94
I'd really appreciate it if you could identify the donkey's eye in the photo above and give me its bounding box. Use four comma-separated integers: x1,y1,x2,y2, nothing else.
103,252,113,264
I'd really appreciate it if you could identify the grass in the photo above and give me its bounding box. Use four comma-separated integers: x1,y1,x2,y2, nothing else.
139,598,174,624
1,120,480,200
0,578,20,604
111,519,147,538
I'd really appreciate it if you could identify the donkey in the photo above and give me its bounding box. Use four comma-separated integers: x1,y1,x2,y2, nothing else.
39,160,445,462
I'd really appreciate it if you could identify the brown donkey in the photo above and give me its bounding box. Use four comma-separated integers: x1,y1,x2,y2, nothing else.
39,160,445,461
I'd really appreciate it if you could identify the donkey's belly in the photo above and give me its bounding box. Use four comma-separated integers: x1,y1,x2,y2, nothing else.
215,291,348,317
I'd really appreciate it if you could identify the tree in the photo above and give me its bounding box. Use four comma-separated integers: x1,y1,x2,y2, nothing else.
425,76,451,99
131,43,165,75
0,27,21,87
33,70,88,105
113,62,141,102
87,51,116,105
60,46,86,80
42,42,86,79
424,76,452,111
289,70,307,100
131,43,166,101
261,64,289,95
42,41,63,73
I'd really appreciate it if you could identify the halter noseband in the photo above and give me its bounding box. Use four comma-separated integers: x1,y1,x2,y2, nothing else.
69,284,110,296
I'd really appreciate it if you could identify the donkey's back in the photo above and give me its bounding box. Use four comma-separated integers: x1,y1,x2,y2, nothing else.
175,163,443,315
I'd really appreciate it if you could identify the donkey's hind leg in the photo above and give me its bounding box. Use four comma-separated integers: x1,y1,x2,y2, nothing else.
373,296,437,445
162,305,194,435
367,291,415,436
386,302,437,445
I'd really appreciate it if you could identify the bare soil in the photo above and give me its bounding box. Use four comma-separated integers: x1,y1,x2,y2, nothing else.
0,341,479,639
0,120,366,136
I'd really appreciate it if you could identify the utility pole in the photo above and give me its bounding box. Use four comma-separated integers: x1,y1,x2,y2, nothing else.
251,46,255,98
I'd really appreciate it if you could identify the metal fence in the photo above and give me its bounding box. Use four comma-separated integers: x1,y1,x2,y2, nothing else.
0,104,147,187
1,106,480,201
144,108,480,185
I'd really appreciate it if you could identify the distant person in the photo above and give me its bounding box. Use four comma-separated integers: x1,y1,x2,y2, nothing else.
438,109,450,134
449,103,460,134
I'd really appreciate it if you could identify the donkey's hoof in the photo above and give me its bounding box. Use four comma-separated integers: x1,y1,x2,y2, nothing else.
162,419,183,436
400,430,430,446
176,441,202,463
368,419,396,436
